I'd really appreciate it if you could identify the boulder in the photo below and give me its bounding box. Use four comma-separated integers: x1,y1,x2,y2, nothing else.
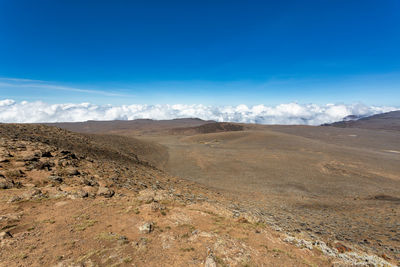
205,248,217,267
35,161,54,170
139,222,154,234
81,178,98,187
205,256,217,267
0,231,13,239
137,189,169,203
0,179,11,189
97,186,114,198
75,189,89,198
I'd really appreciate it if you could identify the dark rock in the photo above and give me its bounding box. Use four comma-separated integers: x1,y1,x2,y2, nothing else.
81,178,98,187
48,175,63,183
41,151,53,157
35,161,54,170
22,155,39,162
60,151,77,159
65,168,80,176
0,157,10,163
0,231,13,239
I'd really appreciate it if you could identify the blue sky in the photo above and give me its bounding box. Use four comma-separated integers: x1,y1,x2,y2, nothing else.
0,0,399,106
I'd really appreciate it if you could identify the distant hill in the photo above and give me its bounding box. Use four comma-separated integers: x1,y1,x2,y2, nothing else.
168,122,244,135
322,110,400,131
44,118,214,134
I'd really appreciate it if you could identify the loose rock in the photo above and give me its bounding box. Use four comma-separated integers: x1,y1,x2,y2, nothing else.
8,195,22,203
23,188,44,199
48,175,63,183
205,248,217,267
139,222,154,234
97,186,114,198
0,231,13,239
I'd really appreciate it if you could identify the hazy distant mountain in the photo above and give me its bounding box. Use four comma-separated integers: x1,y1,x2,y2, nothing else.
323,110,400,131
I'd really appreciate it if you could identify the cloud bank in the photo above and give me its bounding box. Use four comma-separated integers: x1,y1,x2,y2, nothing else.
0,99,397,125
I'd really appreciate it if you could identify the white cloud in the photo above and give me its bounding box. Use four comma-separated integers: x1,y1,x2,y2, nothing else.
0,99,397,125
0,77,128,97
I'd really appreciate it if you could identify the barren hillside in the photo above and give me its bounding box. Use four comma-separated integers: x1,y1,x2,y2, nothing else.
43,118,400,266
323,110,400,131
1,124,371,267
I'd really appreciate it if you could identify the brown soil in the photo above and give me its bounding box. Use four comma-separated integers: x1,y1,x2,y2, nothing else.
1,121,398,266
0,124,337,267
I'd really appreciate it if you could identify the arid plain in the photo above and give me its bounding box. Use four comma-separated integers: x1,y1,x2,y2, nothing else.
47,111,400,265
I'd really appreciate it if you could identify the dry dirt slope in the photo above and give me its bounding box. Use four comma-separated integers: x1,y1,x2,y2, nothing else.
43,118,400,266
322,110,400,131
0,124,364,267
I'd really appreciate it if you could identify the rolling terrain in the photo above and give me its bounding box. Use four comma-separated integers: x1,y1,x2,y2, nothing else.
0,124,346,267
1,112,399,266
323,110,400,131
44,113,400,266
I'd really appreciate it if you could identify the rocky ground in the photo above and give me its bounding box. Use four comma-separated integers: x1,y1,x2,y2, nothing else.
0,124,397,266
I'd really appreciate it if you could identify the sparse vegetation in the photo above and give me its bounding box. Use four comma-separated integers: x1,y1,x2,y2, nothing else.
0,122,397,267
74,218,97,231
180,247,195,252
42,219,56,224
